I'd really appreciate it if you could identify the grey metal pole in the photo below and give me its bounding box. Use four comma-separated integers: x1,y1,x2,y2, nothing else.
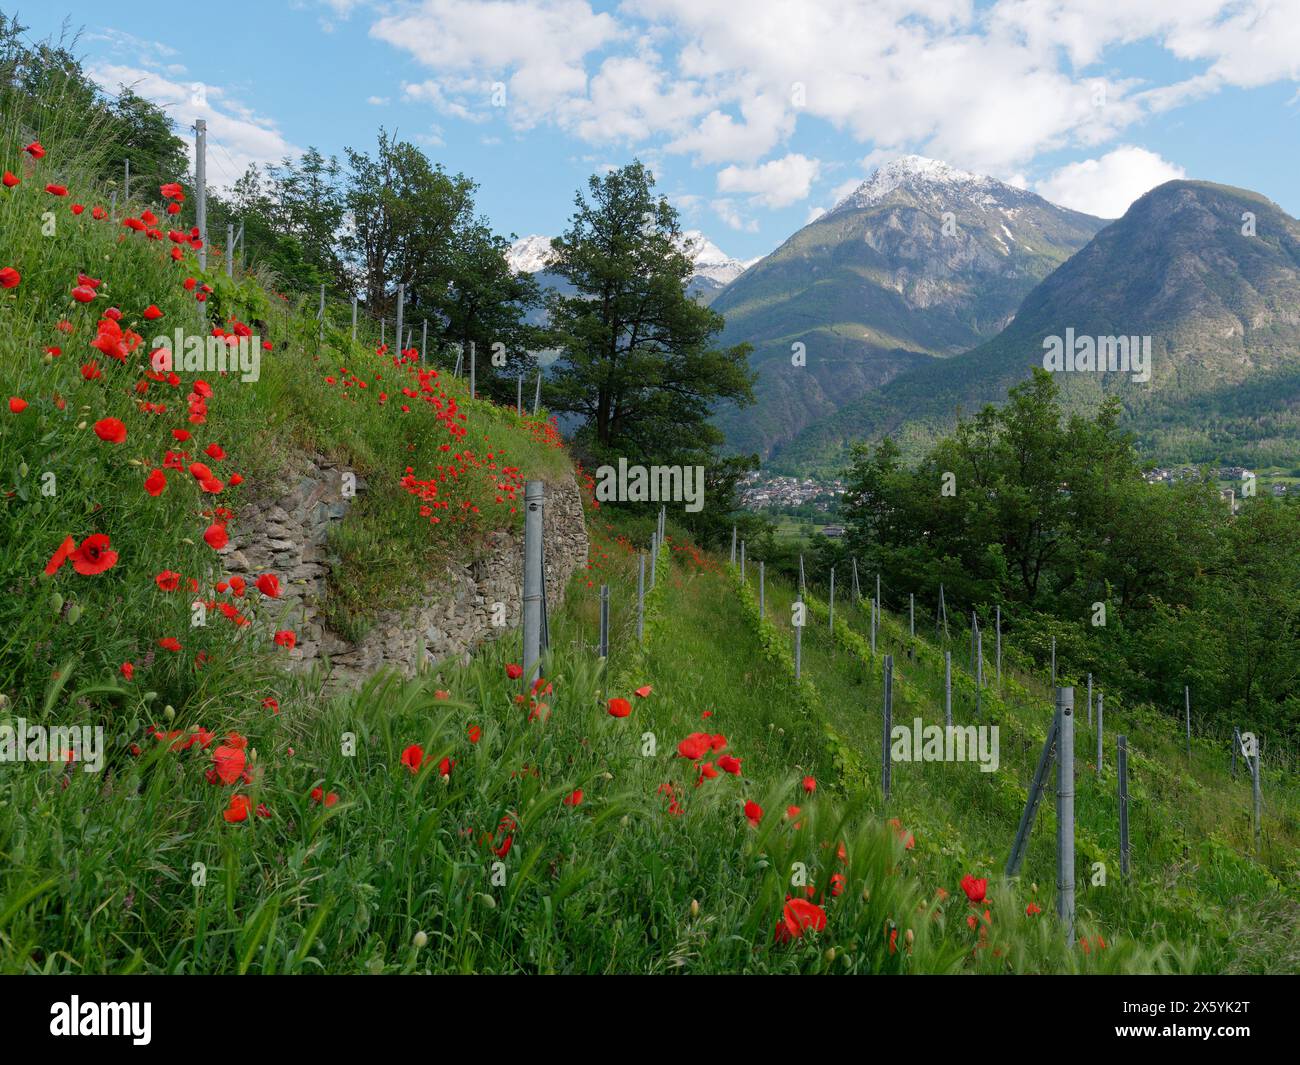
876,573,881,616
124,157,130,201
971,610,977,675
976,621,984,717
1087,673,1093,727
533,371,542,414
944,651,952,728
636,553,645,642
395,283,404,356
759,561,765,618
882,654,893,801
870,597,877,654
828,567,835,630
730,527,736,565
194,119,207,271
1006,713,1059,877
351,297,357,343
469,342,476,398
995,605,1001,682
1096,692,1104,776
318,284,325,342
1055,686,1075,946
909,593,914,638
649,532,657,589
381,319,385,347
1051,636,1056,688
517,375,523,416
598,584,609,658
1252,744,1262,854
1232,726,1240,778
794,599,802,681
851,558,859,602
522,482,544,684
226,222,234,278
453,350,462,378
1185,686,1191,757
740,541,745,583
1118,734,1130,877
799,555,805,594
421,319,427,363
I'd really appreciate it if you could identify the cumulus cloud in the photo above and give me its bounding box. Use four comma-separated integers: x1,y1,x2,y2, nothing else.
1035,146,1186,218
716,153,820,208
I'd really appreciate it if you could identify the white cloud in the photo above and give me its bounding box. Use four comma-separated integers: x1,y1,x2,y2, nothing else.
716,153,820,208
366,95,390,106
88,64,300,188
1035,146,1186,218
712,198,758,232
370,0,619,129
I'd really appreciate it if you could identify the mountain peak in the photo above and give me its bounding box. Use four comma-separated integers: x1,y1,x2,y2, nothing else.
830,155,1013,215
505,234,557,274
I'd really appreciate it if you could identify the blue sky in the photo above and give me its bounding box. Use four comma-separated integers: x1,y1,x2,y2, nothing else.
12,0,1299,262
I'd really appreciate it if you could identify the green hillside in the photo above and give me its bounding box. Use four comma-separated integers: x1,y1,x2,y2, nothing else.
772,180,1300,475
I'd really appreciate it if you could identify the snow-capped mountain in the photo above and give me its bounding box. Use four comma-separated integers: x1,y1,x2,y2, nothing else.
505,234,558,275
506,230,756,299
829,155,1015,215
678,229,756,287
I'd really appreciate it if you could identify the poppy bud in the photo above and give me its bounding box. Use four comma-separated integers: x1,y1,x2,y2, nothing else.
18,462,28,477
478,893,496,909
823,948,837,964
905,928,915,946
862,886,871,902
0,694,8,711
690,899,699,917
50,592,63,613
144,691,157,702
413,931,428,949
65,604,82,625
164,704,175,720
249,748,258,764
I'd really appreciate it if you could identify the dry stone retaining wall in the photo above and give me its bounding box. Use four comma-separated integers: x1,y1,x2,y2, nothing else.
218,452,587,688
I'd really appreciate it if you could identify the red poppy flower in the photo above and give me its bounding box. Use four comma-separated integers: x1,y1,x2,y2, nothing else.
93,417,127,444
143,304,163,320
273,630,296,649
44,535,76,575
744,799,763,827
505,662,523,680
45,184,67,196
212,743,246,785
203,523,228,550
70,533,118,575
607,697,631,718
1026,902,1042,916
1,171,17,187
120,662,134,681
171,428,190,442
23,141,45,158
468,725,481,743
158,637,181,652
223,794,252,823
204,442,225,460
71,285,96,303
400,744,424,774
717,755,742,775
155,570,181,592
960,874,987,904
677,733,711,760
0,267,19,288
8,396,28,413
310,786,339,807
562,789,583,806
634,685,652,698
255,573,280,598
774,897,826,943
